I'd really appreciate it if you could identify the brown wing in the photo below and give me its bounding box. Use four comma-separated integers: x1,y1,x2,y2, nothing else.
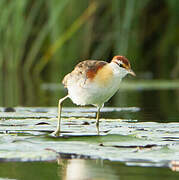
62,60,107,87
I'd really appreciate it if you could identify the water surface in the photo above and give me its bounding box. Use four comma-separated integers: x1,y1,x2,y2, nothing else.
0,79,179,179
0,159,179,180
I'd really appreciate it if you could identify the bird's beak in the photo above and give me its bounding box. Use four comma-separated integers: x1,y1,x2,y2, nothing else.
128,69,136,76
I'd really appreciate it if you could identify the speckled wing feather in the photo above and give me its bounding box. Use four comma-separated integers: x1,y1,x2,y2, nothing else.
62,60,107,88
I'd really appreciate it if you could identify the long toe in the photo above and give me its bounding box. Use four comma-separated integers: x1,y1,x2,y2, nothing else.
51,130,61,137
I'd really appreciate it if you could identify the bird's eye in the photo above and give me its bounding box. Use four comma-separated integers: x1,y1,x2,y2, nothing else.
119,64,124,68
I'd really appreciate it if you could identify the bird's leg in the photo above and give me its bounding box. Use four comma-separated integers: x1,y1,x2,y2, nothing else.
96,106,101,135
53,95,69,136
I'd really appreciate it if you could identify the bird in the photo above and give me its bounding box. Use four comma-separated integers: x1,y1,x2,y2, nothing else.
53,55,136,136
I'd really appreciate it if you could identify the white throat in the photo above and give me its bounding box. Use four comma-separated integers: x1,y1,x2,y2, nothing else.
109,62,128,79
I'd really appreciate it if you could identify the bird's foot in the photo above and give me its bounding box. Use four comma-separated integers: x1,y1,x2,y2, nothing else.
51,129,61,137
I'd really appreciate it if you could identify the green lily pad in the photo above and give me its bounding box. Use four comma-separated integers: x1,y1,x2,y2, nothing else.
0,107,178,166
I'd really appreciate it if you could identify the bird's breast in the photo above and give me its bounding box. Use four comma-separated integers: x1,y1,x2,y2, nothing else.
66,64,121,106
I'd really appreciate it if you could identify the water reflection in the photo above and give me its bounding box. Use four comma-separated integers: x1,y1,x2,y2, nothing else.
57,159,118,180
0,159,179,180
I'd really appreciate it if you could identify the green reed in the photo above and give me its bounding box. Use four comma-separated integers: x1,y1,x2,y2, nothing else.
0,0,178,81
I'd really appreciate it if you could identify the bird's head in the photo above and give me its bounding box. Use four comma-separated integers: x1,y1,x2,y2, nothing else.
111,55,136,77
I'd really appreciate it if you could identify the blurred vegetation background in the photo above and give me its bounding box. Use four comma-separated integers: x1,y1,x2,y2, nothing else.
0,0,178,107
